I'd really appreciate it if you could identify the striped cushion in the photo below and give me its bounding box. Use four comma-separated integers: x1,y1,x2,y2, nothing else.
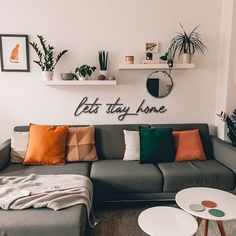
66,126,98,162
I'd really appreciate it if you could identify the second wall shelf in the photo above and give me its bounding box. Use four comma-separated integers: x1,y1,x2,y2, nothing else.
118,63,195,70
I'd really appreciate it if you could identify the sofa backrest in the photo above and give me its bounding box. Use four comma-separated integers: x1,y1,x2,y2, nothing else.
14,126,29,132
14,123,213,160
14,125,146,160
94,124,148,159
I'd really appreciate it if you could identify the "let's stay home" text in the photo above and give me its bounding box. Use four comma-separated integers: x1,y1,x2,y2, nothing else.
74,97,167,121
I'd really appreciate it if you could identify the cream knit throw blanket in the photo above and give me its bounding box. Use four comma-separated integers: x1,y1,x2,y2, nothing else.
0,174,93,216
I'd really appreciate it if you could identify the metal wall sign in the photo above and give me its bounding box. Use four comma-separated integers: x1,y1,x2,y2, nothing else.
74,97,167,121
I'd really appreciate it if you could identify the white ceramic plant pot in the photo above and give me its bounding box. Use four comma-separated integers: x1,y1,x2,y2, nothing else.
42,71,54,81
100,70,108,77
182,53,192,64
75,72,89,80
79,76,88,81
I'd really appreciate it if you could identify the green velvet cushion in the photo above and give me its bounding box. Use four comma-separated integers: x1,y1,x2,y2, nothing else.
139,126,176,163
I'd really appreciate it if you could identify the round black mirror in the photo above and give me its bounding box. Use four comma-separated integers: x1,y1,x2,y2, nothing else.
146,71,173,98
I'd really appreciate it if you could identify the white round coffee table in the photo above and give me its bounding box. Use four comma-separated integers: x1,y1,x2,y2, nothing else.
138,206,198,236
176,187,236,236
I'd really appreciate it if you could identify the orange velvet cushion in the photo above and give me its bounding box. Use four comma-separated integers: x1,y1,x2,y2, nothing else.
173,129,206,162
23,124,68,165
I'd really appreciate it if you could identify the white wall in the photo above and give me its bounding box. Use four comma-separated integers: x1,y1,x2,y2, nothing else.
215,0,236,140
0,0,222,142
226,1,236,113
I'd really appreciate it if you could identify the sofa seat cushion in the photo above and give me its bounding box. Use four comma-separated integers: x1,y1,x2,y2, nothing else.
0,204,87,236
91,159,163,196
1,162,91,177
158,160,235,192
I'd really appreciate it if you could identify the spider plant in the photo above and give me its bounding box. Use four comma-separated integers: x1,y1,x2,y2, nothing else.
98,50,108,70
29,35,68,71
168,23,207,60
217,109,236,147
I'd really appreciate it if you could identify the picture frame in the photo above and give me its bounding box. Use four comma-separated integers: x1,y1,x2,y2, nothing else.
0,34,30,72
145,42,159,53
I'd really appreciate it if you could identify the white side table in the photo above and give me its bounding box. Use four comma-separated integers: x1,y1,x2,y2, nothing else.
138,206,198,236
176,187,236,236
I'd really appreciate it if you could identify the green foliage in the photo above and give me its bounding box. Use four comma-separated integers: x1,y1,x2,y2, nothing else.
168,23,207,59
160,52,173,72
29,35,68,71
160,52,168,61
75,65,96,79
98,50,108,70
217,109,236,146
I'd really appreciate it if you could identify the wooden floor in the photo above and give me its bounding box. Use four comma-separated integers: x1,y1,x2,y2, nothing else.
92,203,236,236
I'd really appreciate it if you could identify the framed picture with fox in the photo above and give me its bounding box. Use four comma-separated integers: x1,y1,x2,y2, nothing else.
0,34,30,72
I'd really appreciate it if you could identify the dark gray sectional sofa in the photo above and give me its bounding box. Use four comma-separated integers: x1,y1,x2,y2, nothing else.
0,123,236,236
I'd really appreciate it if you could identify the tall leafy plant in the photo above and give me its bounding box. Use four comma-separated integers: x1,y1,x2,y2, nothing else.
217,109,236,147
98,50,108,70
29,35,68,71
168,23,207,59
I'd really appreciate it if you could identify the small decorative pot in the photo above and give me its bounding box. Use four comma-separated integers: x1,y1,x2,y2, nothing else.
125,56,134,64
42,71,54,81
75,72,89,80
182,53,192,64
61,73,74,80
99,70,108,77
78,75,88,80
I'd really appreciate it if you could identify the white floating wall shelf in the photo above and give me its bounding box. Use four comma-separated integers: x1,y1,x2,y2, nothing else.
44,80,117,86
118,63,195,70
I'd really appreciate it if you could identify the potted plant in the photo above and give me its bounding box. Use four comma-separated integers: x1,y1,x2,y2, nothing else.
159,52,173,70
168,23,207,64
75,65,96,80
98,50,108,77
217,109,236,147
29,35,68,80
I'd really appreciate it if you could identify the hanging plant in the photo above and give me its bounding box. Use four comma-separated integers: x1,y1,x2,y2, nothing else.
217,109,236,146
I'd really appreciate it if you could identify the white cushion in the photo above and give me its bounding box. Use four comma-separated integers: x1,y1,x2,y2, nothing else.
123,130,140,161
11,131,29,163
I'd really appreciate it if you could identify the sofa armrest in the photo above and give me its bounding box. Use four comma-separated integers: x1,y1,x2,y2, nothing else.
0,139,11,171
211,136,236,173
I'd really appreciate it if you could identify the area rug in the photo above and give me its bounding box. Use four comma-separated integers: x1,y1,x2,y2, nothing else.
92,203,236,236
